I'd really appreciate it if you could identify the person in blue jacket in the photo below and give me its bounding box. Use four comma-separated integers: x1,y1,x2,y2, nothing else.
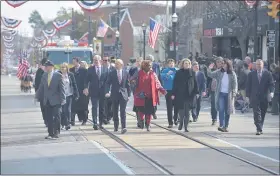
160,59,178,128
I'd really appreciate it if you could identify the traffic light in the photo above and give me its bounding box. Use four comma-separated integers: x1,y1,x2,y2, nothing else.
267,0,280,19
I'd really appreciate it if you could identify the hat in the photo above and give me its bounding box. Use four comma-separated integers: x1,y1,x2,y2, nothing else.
44,60,54,66
41,58,47,65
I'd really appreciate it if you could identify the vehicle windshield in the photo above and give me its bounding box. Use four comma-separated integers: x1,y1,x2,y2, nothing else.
44,50,92,65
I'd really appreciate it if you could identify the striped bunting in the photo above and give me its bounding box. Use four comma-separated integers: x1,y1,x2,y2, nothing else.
1,17,22,29
76,0,103,11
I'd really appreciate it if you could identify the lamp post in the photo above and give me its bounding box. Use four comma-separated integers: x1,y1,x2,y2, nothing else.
172,12,178,61
115,30,120,58
142,23,147,60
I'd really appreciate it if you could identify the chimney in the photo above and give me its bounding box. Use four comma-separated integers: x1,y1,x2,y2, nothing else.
107,0,110,4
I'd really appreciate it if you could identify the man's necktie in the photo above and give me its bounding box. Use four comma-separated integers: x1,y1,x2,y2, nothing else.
48,73,51,86
118,70,121,84
97,67,100,78
258,71,261,83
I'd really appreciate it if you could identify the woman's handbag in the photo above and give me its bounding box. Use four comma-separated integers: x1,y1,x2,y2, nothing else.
137,92,146,99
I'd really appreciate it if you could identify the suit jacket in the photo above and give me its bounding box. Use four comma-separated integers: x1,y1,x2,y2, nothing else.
246,70,275,105
34,68,45,92
238,69,250,90
195,71,206,95
36,71,66,106
86,65,108,97
69,66,87,94
106,69,131,101
58,71,80,100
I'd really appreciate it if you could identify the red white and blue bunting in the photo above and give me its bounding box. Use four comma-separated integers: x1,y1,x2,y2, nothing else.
30,40,38,48
2,35,15,42
4,42,14,48
5,0,28,8
34,36,45,42
53,19,72,30
42,28,57,38
4,29,18,36
1,17,22,29
76,0,103,11
6,49,14,53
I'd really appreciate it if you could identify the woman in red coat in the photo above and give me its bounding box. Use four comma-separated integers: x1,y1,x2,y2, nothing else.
134,60,166,131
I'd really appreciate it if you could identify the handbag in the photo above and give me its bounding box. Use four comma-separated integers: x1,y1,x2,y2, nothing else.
137,91,146,99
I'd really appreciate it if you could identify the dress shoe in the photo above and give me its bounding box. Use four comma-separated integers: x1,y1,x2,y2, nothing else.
93,124,98,130
81,122,86,126
121,128,127,134
218,127,224,132
256,132,261,135
65,126,71,130
167,125,173,128
45,135,52,139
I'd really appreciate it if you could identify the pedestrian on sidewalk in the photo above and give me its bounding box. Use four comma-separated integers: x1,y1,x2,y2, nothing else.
270,64,279,115
105,59,131,134
58,63,79,131
171,59,199,132
246,59,275,135
36,60,66,139
208,58,237,132
160,59,178,128
69,58,88,126
134,60,166,131
129,57,143,128
238,63,250,101
209,57,223,125
34,58,47,127
84,55,108,130
191,61,206,122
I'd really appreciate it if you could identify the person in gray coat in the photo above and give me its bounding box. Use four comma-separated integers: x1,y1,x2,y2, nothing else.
36,60,66,139
208,58,237,132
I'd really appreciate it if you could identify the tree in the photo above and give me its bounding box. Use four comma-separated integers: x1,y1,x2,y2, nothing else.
28,10,45,29
157,31,171,59
206,1,256,60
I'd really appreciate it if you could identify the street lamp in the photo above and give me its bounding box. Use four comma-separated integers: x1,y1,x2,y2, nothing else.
142,23,147,60
115,30,120,58
172,13,178,61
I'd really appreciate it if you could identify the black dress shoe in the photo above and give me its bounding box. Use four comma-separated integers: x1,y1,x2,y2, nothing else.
218,127,224,132
167,125,173,128
93,124,98,130
65,126,71,130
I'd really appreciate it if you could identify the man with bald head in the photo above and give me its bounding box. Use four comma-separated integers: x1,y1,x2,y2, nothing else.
246,59,275,135
84,55,109,130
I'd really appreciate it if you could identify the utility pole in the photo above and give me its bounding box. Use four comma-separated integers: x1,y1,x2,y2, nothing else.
253,1,259,62
116,0,120,58
172,0,177,61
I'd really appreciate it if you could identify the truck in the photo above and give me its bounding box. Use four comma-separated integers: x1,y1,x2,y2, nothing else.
41,39,93,68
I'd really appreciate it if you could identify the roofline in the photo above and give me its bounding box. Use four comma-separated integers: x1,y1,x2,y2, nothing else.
99,1,173,8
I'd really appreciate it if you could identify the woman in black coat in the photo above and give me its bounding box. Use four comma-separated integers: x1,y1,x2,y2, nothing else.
59,63,79,130
172,59,199,132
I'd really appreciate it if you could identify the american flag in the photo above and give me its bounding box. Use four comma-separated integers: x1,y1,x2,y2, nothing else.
96,19,109,38
17,58,30,79
79,32,89,42
148,18,161,49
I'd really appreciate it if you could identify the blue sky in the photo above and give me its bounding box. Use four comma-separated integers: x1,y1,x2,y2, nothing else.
1,1,186,37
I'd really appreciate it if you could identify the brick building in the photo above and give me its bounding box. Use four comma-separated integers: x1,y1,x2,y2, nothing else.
82,2,172,64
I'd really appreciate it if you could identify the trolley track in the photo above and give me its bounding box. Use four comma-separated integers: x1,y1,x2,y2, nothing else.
126,112,279,175
85,119,174,175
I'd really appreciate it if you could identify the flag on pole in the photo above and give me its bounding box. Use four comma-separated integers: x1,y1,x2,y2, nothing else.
17,58,30,79
148,18,161,49
96,19,109,38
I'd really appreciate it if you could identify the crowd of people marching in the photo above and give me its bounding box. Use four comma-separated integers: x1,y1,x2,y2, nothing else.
33,54,278,139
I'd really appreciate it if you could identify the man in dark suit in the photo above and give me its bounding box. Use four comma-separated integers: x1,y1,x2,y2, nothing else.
36,60,66,139
192,61,206,122
34,58,47,126
238,63,250,100
246,59,275,135
103,56,115,124
69,57,88,125
84,55,108,130
106,59,131,134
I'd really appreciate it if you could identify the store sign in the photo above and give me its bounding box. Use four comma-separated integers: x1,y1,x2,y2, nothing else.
203,28,223,36
266,30,275,48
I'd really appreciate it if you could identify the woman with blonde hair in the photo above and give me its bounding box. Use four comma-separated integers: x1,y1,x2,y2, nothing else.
80,61,89,69
59,62,79,130
171,58,199,132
